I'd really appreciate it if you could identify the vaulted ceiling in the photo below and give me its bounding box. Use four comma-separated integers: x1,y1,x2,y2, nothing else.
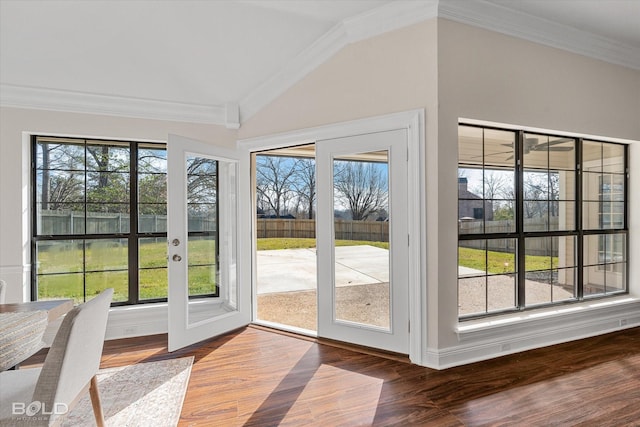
1,0,639,128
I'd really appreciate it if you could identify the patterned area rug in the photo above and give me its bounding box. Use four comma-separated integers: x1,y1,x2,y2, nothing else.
62,357,193,427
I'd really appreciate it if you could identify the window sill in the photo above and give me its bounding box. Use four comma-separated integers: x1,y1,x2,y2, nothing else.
456,295,640,337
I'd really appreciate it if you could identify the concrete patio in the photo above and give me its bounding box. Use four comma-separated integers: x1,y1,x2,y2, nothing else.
256,245,389,294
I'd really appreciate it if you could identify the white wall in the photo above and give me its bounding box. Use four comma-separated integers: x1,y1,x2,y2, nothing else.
0,106,236,304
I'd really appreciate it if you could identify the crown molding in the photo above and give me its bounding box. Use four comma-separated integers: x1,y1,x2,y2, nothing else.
239,0,438,122
438,0,640,71
238,21,348,122
0,84,227,125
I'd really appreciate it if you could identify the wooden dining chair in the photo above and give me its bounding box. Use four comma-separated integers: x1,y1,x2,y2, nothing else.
0,288,113,426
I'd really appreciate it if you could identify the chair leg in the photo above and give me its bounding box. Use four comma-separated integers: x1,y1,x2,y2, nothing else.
89,375,106,427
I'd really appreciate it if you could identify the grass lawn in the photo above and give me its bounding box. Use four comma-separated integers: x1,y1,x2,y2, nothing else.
37,237,553,302
37,238,218,303
458,246,558,274
256,238,389,250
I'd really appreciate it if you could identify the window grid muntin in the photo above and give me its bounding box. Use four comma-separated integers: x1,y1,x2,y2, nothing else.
458,125,628,320
32,136,220,306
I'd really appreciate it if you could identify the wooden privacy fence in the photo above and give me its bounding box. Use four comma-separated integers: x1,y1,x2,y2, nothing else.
256,218,389,242
459,217,560,256
38,211,214,234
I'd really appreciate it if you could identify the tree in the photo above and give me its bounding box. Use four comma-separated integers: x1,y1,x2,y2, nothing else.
333,160,388,221
38,142,85,209
256,156,299,217
292,158,316,219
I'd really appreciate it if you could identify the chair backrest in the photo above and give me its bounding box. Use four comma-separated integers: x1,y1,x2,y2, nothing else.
32,288,113,425
0,279,6,304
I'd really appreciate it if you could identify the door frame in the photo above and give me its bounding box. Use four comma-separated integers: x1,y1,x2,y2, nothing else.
238,110,425,364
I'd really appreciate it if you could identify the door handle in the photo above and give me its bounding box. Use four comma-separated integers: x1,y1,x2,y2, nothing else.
172,239,180,246
172,254,182,262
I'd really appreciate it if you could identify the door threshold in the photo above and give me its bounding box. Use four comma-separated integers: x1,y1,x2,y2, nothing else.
249,323,410,364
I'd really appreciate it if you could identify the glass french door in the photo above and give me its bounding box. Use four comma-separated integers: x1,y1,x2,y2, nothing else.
316,129,409,354
167,134,249,352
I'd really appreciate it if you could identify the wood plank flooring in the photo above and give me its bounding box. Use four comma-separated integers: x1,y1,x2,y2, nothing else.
25,325,640,426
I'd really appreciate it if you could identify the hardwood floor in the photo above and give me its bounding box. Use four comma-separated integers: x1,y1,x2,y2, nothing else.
25,325,640,426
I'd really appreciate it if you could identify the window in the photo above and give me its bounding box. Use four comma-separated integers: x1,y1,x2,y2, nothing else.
32,136,220,305
458,125,628,319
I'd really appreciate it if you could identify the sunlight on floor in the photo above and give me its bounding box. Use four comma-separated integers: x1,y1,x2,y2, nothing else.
282,364,384,424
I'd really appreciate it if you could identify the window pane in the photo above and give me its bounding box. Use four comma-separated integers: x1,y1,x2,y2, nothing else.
188,204,217,232
459,276,486,316
555,171,575,200
606,263,626,293
139,268,168,300
548,137,575,171
36,203,86,235
138,173,167,204
553,268,576,302
188,236,217,297
458,240,486,276
487,239,516,274
484,129,516,168
86,270,128,302
36,170,85,204
524,170,550,200
487,274,516,312
139,238,168,301
458,169,484,198
554,236,576,268
86,142,130,172
139,237,167,268
582,201,601,230
523,134,549,170
584,265,605,297
87,171,130,203
583,234,602,266
525,270,552,306
86,205,130,233
582,172,600,202
138,206,167,233
607,233,626,263
550,200,575,231
525,237,553,271
36,240,83,274
458,125,484,166
36,141,85,171
85,239,128,272
37,273,84,304
602,143,624,173
138,145,167,174
484,169,514,199
582,141,602,172
188,266,217,296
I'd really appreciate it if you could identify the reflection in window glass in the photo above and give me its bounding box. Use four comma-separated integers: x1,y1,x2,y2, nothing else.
458,127,516,236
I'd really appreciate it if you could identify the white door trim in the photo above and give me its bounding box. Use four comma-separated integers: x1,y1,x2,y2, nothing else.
237,109,426,365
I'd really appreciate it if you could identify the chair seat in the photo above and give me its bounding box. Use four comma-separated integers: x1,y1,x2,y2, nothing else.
0,367,42,425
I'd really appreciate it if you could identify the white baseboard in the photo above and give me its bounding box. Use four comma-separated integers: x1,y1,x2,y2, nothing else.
105,303,168,340
423,298,640,369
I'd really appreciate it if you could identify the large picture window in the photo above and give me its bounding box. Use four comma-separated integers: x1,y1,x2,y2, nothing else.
32,136,219,305
458,125,628,319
